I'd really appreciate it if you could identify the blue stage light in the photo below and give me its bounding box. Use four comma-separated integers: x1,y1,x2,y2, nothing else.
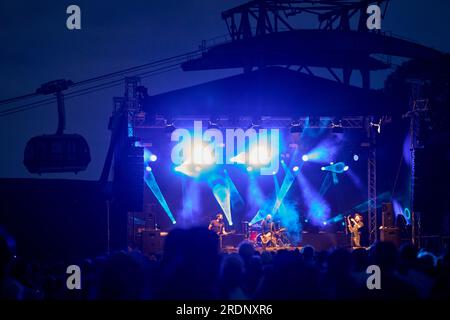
145,166,152,172
293,166,299,172
302,155,309,161
143,149,151,162
144,170,176,224
321,162,348,174
302,137,342,163
297,174,331,225
150,154,157,162
272,160,296,214
404,208,411,220
210,182,232,225
353,154,359,161
248,142,272,166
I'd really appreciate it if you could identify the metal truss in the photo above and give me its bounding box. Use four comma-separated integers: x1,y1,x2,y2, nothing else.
367,142,377,245
124,77,141,138
363,116,377,245
221,0,390,41
406,80,429,247
111,77,149,138
135,115,366,129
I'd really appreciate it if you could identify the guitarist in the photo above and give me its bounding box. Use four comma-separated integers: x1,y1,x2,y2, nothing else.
261,214,276,248
208,213,230,236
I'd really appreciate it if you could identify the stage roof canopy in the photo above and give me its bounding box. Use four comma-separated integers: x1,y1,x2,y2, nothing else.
143,67,400,118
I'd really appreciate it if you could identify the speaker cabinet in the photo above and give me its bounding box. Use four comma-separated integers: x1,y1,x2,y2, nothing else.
114,145,144,212
382,202,395,228
221,234,246,248
142,230,164,255
380,227,401,248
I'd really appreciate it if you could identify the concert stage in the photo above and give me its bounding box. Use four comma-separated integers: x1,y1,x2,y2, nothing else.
130,69,388,251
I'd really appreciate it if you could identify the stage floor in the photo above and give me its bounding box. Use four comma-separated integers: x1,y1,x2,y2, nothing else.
221,245,366,254
222,245,302,254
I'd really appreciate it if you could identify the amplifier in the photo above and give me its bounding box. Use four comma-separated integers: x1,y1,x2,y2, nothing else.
141,230,165,255
221,234,246,248
382,202,395,228
380,227,401,247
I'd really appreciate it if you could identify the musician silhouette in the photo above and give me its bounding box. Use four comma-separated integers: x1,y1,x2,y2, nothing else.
260,214,276,248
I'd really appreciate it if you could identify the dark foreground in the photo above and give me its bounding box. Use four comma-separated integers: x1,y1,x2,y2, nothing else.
1,227,449,300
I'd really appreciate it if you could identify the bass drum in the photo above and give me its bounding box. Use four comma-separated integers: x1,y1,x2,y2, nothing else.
256,233,276,247
249,230,259,242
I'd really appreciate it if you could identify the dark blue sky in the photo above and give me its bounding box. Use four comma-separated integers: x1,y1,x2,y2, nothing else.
0,0,449,180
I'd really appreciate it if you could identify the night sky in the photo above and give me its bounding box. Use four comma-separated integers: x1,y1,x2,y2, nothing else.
1,0,449,180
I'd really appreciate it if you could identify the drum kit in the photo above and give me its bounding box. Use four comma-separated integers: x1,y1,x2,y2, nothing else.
246,222,292,248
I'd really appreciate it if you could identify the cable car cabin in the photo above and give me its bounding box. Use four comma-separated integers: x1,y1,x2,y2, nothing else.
24,134,91,174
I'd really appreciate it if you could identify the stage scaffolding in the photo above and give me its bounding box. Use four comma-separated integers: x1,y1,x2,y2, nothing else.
119,76,383,246
366,117,378,244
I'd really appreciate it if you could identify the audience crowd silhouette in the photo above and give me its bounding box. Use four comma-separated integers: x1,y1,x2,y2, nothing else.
1,227,449,300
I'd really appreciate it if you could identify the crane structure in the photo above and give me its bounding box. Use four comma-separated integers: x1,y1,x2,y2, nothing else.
183,0,440,89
